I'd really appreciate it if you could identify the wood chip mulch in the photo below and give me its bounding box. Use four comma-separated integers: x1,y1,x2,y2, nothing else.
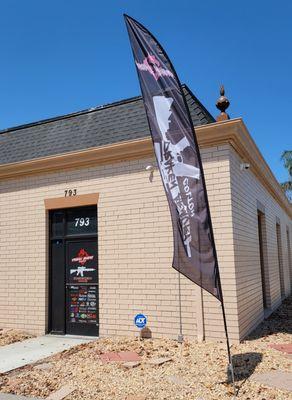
0,296,291,399
0,329,34,347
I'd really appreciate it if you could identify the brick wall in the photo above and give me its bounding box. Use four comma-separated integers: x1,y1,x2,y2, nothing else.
200,145,238,341
0,141,290,342
0,144,237,341
229,147,292,339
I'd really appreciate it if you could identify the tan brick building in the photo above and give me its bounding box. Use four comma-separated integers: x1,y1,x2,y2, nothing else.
0,85,291,342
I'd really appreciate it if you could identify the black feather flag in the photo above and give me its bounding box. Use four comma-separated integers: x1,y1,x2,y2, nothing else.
124,14,221,300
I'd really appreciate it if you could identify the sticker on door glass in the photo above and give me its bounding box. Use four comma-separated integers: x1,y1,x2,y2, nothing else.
69,247,96,283
69,286,97,324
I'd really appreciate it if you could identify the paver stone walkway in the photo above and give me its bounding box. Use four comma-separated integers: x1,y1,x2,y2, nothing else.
251,371,292,392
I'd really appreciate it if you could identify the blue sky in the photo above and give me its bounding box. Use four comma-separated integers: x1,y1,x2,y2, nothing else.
0,1,291,183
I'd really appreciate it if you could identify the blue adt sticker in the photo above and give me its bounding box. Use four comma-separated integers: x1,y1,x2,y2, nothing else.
134,314,147,329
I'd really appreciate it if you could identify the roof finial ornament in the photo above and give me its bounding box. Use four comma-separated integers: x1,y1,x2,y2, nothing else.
216,84,230,121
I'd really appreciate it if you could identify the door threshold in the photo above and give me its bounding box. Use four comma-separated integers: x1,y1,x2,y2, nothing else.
47,334,98,340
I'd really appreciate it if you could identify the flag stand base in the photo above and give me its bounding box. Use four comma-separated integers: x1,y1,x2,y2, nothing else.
177,334,184,343
221,298,237,398
228,362,237,398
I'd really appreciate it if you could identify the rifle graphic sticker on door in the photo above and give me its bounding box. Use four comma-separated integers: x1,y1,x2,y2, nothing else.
70,248,95,281
67,241,97,284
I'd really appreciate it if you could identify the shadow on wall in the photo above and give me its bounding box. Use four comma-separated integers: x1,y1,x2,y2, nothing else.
247,295,292,341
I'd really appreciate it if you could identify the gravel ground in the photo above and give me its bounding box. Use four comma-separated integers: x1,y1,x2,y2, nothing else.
0,297,291,400
0,329,34,347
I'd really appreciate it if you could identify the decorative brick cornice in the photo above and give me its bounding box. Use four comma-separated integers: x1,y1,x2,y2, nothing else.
196,118,292,218
0,138,153,179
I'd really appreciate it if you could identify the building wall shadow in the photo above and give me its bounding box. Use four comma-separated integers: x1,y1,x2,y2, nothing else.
246,295,292,341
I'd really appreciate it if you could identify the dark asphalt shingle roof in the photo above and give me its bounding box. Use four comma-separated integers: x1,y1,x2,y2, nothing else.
0,85,214,165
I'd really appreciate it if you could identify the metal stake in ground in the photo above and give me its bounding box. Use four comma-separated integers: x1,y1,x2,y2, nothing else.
218,280,237,398
177,271,184,344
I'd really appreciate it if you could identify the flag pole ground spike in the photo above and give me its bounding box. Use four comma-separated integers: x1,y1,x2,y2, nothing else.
177,271,184,343
220,286,237,398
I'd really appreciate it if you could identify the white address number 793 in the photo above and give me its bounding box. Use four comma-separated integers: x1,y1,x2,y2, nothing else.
75,217,90,227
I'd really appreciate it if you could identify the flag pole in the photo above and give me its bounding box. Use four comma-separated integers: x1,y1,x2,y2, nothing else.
178,86,237,397
177,85,237,396
218,277,237,397
177,271,184,343
124,14,236,396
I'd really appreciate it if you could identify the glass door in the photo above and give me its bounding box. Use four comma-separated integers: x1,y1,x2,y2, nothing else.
66,238,98,336
49,205,98,336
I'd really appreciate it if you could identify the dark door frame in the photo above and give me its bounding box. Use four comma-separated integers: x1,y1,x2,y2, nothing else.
48,205,98,336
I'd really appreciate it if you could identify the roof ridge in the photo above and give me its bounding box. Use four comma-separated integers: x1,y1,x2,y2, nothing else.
0,94,143,135
0,84,213,136
0,84,214,166
183,84,215,123
0,84,196,135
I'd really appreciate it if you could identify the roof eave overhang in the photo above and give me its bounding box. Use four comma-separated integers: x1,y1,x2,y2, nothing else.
1,118,291,218
0,138,153,179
